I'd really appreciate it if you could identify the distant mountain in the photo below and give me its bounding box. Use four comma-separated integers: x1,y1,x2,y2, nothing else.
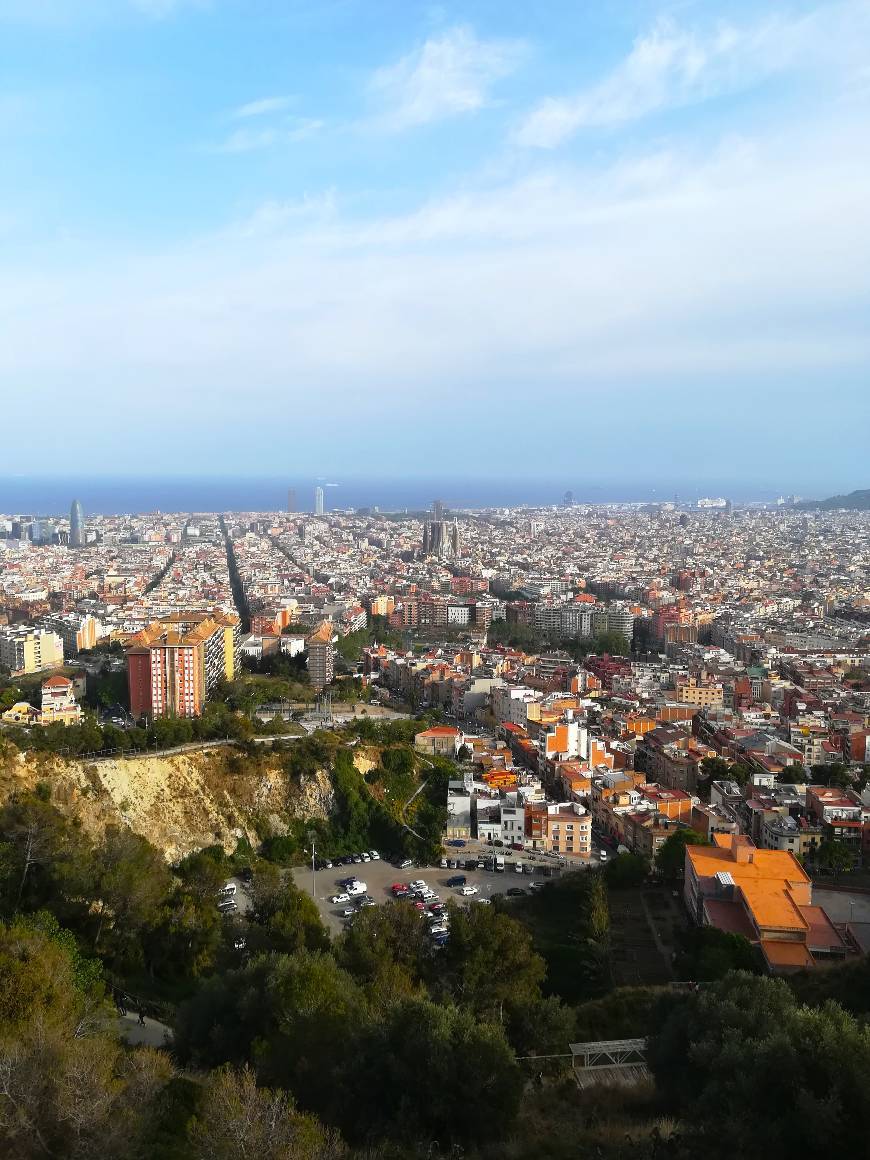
800,489,870,511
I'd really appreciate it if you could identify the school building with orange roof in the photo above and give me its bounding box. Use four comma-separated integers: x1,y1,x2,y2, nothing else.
684,833,847,972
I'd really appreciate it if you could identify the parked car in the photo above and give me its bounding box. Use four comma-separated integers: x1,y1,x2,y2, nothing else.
352,855,362,864
217,900,237,913
446,875,467,887
474,897,491,905
507,887,526,896
398,858,413,869
341,907,356,917
360,853,370,862
598,849,609,861
460,885,478,896
523,864,534,875
465,859,478,871
529,881,545,891
331,893,350,905
440,858,448,868
369,850,380,860
218,883,236,897
447,839,466,848
391,882,408,894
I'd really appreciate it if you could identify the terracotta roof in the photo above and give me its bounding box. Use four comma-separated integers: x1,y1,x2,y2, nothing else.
760,940,814,969
42,674,72,687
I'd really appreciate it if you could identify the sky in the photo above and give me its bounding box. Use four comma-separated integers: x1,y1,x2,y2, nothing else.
1,0,869,495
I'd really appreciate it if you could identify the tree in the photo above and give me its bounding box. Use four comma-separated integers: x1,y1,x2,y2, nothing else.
603,852,647,889
729,762,754,787
187,1066,343,1160
648,972,870,1159
0,916,172,1158
700,756,730,782
655,828,710,881
247,867,330,956
91,826,173,969
435,902,545,1020
674,926,759,982
335,999,522,1146
335,900,428,1007
815,837,854,878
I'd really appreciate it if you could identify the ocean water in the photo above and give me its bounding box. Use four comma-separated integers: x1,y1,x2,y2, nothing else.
0,476,777,516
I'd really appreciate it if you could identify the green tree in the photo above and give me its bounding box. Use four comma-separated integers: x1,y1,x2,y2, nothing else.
648,972,870,1159
674,926,759,982
655,828,710,881
435,902,545,1020
336,998,522,1146
603,852,647,889
92,826,173,969
815,837,854,878
247,866,330,956
700,756,730,782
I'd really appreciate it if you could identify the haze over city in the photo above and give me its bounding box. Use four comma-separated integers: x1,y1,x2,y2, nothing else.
2,0,869,487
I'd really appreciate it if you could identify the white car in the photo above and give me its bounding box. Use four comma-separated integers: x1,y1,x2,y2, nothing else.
360,853,371,862
347,881,366,896
409,880,426,891
331,893,350,905
218,882,236,897
474,897,492,905
430,923,449,935
460,885,478,896
369,850,380,860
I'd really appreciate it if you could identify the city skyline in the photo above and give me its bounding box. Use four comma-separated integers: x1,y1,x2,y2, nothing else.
1,0,868,482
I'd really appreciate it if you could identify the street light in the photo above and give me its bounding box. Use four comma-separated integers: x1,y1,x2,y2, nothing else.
307,829,317,899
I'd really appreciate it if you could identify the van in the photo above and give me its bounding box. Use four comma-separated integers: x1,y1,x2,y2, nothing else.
446,875,466,887
494,856,505,873
347,881,366,896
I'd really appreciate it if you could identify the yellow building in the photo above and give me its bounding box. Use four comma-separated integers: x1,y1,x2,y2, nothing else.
0,628,64,675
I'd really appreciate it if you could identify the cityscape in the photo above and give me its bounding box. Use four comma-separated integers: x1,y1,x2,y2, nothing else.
3,0,870,1156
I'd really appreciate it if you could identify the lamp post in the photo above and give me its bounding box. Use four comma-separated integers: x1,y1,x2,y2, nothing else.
308,829,317,900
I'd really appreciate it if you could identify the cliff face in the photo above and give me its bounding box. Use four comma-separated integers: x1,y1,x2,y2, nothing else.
0,743,336,862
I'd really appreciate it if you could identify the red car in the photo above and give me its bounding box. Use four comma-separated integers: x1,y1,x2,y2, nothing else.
391,882,408,893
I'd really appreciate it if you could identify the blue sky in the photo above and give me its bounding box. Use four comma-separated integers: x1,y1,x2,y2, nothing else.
1,0,869,495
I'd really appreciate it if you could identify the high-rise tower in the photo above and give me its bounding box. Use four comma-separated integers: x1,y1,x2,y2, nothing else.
314,486,325,516
287,488,296,514
69,499,84,548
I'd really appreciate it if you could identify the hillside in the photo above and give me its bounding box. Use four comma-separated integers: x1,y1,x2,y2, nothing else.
0,741,336,861
800,488,870,510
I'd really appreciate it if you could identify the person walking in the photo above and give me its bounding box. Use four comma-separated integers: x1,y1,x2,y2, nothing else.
137,1006,146,1027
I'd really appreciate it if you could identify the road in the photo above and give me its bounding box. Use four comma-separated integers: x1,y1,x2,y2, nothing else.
117,1011,173,1048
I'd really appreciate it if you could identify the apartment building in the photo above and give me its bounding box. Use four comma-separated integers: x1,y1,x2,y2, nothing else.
0,627,64,675
526,801,591,858
125,610,239,718
306,619,336,691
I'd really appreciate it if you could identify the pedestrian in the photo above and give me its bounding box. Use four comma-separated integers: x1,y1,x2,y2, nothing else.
137,1007,146,1026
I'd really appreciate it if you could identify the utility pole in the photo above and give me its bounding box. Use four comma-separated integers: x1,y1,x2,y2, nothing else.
308,829,317,899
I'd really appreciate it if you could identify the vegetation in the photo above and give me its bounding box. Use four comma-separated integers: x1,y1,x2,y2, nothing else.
655,828,710,881
485,620,631,657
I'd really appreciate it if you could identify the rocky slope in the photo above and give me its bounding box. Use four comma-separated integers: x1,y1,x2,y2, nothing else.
0,742,336,862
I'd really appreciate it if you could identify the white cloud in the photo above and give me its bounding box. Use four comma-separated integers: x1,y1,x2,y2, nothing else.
514,2,870,147
369,24,525,131
212,117,323,153
233,96,296,120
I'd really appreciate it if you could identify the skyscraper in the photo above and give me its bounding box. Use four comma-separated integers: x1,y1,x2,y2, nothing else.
314,486,325,516
70,499,84,547
287,488,296,513
432,499,445,521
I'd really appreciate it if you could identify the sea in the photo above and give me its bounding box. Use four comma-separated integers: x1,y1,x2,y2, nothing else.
0,476,781,516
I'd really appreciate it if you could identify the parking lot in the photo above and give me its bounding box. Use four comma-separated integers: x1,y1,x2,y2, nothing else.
290,854,567,934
